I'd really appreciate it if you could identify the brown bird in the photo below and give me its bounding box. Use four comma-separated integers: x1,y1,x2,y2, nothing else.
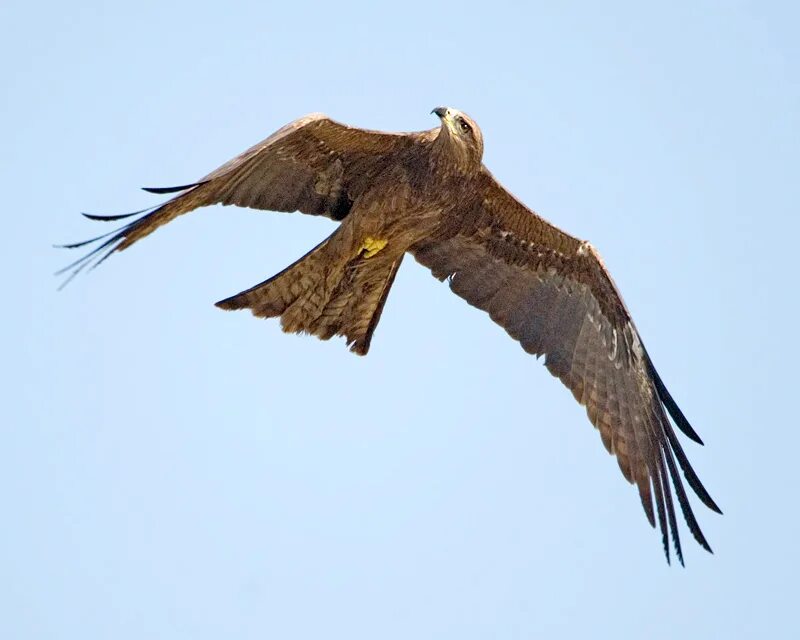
60,107,720,564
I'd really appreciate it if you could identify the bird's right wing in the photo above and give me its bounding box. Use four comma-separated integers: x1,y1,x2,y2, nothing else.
58,114,428,283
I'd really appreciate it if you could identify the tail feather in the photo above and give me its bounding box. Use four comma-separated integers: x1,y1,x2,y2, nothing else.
311,255,403,354
215,236,333,319
216,238,402,355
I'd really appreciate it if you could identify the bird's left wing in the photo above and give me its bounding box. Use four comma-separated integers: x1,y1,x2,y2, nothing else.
410,168,720,564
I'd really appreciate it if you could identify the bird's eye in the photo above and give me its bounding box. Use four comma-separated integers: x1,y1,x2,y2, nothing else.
458,118,471,133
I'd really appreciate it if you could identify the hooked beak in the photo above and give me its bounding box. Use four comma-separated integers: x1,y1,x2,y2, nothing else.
431,106,448,119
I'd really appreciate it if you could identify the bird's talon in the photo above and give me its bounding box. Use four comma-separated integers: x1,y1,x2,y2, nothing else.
360,237,387,258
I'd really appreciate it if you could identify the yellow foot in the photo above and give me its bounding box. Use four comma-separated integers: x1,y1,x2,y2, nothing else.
360,237,388,259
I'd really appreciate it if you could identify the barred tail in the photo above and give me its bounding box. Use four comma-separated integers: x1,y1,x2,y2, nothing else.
216,237,402,355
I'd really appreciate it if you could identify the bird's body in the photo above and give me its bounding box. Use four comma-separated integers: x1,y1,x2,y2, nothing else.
214,112,485,352
61,107,720,564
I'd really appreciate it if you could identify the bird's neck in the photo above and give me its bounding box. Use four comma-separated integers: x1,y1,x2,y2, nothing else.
431,130,481,176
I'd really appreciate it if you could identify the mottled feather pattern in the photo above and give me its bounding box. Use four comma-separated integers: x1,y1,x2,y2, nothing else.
59,116,429,282
62,109,719,563
411,169,719,564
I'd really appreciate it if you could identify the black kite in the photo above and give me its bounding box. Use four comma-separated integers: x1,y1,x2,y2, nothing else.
60,107,721,564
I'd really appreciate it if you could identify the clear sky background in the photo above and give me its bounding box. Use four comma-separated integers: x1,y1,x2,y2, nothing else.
4,1,799,638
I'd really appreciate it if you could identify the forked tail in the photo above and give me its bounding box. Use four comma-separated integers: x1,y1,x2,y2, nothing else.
216,236,403,355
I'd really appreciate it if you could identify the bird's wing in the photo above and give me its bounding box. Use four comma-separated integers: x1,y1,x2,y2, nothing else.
58,114,427,283
410,167,720,564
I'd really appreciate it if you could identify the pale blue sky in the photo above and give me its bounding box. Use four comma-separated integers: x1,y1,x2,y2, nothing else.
4,1,799,638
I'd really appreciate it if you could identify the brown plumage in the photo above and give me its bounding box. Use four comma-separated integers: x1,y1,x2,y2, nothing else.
60,107,720,564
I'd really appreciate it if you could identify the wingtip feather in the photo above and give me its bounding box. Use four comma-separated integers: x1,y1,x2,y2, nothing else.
142,182,202,194
645,350,705,445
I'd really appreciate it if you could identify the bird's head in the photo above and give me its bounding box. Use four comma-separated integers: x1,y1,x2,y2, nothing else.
432,106,484,172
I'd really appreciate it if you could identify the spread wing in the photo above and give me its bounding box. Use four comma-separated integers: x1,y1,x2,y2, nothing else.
58,114,429,284
411,168,721,564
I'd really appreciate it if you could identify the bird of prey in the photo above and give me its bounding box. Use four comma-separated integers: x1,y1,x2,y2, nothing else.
60,107,720,564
